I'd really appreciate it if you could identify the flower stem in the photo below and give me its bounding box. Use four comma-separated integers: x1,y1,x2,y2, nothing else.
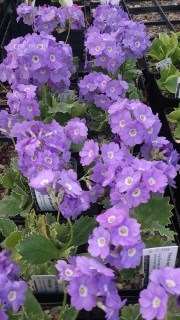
11,137,16,147
72,310,80,320
65,27,70,44
57,291,67,320
57,209,61,223
58,218,73,255
0,82,9,92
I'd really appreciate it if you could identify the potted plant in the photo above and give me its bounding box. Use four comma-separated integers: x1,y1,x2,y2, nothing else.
0,2,180,320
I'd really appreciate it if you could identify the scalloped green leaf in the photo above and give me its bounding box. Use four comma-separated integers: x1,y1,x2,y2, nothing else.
0,195,22,217
5,231,23,249
136,195,173,232
71,103,86,118
2,174,14,189
0,218,17,237
71,216,97,247
16,232,59,265
142,234,165,248
23,288,50,320
121,304,143,320
45,213,56,226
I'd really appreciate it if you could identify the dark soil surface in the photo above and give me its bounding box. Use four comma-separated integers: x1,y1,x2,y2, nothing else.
131,12,164,23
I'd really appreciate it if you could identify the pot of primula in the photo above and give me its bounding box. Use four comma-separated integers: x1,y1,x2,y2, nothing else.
16,2,86,60
0,2,180,320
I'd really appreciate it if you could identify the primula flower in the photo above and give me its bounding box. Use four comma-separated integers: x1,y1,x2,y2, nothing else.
76,256,114,277
111,217,141,247
98,275,121,308
120,241,145,269
58,169,82,198
96,207,127,228
101,142,122,165
29,169,55,192
88,226,110,259
65,118,88,144
143,167,168,193
67,275,98,311
80,140,99,166
55,260,80,282
150,267,180,296
0,310,8,320
139,282,168,320
3,280,27,312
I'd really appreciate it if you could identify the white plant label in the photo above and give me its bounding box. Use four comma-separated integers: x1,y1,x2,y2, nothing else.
142,246,178,286
32,275,63,293
30,188,58,211
156,58,172,72
58,90,75,102
175,77,180,98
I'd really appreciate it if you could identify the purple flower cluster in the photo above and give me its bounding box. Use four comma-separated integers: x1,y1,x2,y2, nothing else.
0,32,75,93
56,255,126,318
139,267,180,320
88,209,145,270
17,3,85,33
86,2,151,64
78,72,128,109
11,118,90,219
7,84,40,120
79,138,179,209
108,98,162,147
0,250,27,320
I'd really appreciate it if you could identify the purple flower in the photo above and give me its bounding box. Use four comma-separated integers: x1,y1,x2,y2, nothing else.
116,167,141,193
67,275,98,311
55,260,80,282
65,118,88,144
139,282,168,320
0,310,8,320
96,207,127,228
126,182,150,207
120,121,145,147
150,267,180,296
111,217,141,247
120,242,145,269
143,167,168,193
29,169,55,192
88,226,110,259
104,248,122,269
80,140,99,166
3,280,27,312
76,256,114,277
58,169,82,198
101,142,122,165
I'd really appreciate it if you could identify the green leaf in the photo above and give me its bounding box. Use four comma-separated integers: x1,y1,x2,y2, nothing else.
43,116,53,124
23,288,50,320
70,141,85,152
49,102,75,114
102,196,111,209
5,231,23,249
46,92,52,107
167,110,180,121
2,174,14,189
16,232,59,265
61,305,77,320
120,268,135,281
45,213,56,226
136,195,174,232
71,216,97,246
159,32,170,45
39,100,49,121
0,195,22,217
54,112,71,126
165,75,179,93
121,304,143,320
11,157,19,172
152,221,175,240
0,218,17,237
174,126,180,139
87,121,100,131
142,234,165,248
71,103,86,118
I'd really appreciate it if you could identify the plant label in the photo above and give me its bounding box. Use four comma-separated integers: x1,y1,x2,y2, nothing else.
32,275,63,292
142,246,178,287
175,77,180,98
30,187,58,211
156,58,172,72
58,89,74,102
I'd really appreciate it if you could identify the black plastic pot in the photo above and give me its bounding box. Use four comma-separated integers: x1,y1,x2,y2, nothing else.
52,29,85,62
163,107,180,153
152,76,180,124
